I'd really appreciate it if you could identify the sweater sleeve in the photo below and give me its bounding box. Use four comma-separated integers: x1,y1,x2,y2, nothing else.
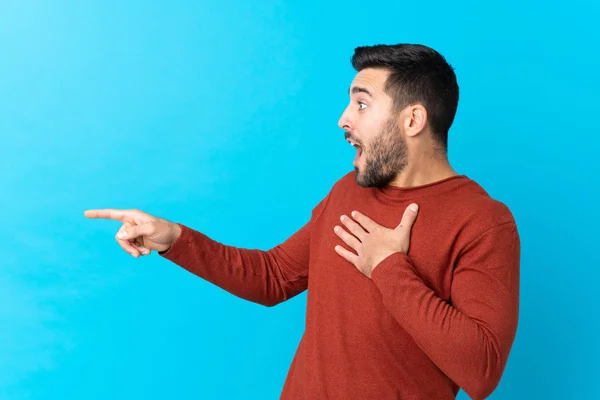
370,222,520,400
158,193,331,307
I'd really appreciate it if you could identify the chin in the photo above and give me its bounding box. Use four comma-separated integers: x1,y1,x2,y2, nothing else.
353,168,370,188
354,163,396,188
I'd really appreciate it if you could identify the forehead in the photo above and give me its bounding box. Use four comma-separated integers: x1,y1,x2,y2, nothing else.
349,68,390,98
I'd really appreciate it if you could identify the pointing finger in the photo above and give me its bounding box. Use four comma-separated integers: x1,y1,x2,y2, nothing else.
85,209,136,223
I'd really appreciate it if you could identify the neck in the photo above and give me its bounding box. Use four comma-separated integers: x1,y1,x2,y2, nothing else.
387,147,457,188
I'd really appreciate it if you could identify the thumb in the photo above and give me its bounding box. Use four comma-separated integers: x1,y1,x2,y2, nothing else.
117,222,154,240
395,203,419,232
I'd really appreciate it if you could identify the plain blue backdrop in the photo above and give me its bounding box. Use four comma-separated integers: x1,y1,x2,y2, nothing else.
1,0,598,398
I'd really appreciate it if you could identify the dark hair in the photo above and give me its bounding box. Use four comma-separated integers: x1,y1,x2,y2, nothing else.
351,44,459,150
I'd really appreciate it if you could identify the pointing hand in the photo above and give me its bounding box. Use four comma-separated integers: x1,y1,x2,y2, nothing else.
84,208,182,257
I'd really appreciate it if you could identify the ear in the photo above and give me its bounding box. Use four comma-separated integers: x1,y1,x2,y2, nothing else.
403,104,427,138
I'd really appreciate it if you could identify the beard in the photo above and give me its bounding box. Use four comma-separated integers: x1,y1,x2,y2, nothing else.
354,116,408,188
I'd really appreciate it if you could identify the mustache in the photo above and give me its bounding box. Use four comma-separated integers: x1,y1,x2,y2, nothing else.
344,131,363,146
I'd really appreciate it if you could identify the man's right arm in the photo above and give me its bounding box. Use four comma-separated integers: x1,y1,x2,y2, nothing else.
158,193,331,307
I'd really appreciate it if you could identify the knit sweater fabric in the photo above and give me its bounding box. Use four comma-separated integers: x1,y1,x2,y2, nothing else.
159,171,520,400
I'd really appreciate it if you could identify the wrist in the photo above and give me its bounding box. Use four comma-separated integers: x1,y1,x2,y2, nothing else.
172,222,182,241
158,222,182,254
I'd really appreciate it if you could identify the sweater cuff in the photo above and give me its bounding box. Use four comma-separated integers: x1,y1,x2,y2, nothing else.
371,251,416,285
158,223,192,262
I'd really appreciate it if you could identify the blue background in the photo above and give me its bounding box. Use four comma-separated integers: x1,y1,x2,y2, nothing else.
1,0,598,398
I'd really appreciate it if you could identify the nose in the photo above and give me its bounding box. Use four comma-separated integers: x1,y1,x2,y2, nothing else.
338,106,353,131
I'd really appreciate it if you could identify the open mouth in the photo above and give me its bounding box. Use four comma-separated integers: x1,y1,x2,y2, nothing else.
347,138,363,166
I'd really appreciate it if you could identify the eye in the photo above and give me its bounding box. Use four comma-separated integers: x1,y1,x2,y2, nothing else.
358,101,368,110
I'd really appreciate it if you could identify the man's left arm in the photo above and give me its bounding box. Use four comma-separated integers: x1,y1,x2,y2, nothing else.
371,222,520,400
333,207,520,400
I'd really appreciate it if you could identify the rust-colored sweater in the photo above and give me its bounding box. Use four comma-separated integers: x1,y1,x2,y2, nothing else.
159,172,520,400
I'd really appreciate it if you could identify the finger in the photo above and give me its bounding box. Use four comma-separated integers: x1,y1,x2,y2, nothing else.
117,222,156,242
131,237,151,256
334,244,359,265
334,225,361,251
121,223,154,256
339,215,367,241
116,224,141,257
395,203,419,232
349,210,379,233
133,241,151,256
124,222,151,256
84,209,137,223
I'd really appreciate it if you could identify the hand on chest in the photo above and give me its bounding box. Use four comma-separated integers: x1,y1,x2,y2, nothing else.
311,204,455,300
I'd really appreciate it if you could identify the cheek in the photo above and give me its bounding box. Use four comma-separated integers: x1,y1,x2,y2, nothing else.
357,125,382,150
358,115,386,139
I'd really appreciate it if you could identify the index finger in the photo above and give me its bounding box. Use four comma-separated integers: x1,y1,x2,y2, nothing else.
84,209,135,223
349,210,379,233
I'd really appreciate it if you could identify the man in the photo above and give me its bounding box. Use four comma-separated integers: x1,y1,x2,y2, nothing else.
85,44,520,400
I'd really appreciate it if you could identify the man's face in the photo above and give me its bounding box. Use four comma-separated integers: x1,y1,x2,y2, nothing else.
338,68,409,188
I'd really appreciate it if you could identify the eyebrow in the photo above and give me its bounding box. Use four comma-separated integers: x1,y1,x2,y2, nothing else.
348,86,373,98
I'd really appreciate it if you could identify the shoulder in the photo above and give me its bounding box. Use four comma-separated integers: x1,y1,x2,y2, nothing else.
336,170,358,188
451,177,518,242
308,170,357,220
316,170,359,200
464,179,515,223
